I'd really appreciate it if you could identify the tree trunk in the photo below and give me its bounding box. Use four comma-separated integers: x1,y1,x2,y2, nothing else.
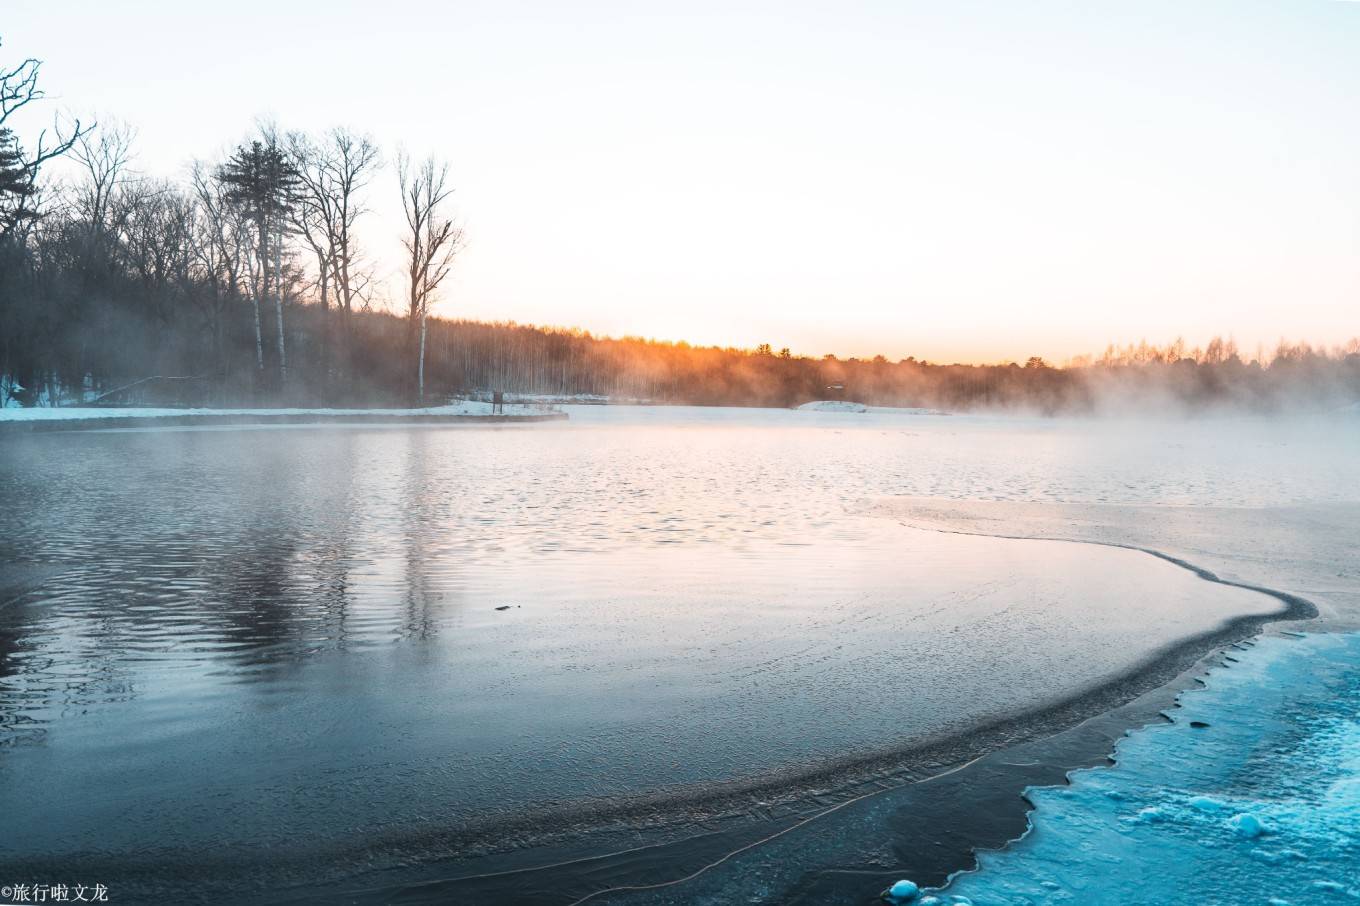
418,302,428,404
274,219,287,386
252,213,266,376
315,250,330,390
251,295,264,373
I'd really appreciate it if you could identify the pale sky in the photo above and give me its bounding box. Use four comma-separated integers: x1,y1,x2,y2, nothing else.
5,0,1358,363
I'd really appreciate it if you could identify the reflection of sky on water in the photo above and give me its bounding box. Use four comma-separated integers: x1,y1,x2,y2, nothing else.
0,409,1353,898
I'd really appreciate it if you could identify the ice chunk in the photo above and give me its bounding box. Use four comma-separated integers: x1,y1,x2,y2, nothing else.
883,878,919,902
1188,795,1226,813
1228,812,1266,838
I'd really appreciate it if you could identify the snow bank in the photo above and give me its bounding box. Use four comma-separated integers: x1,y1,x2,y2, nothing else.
796,401,949,415
0,400,553,422
867,406,950,416
797,400,868,413
934,632,1360,904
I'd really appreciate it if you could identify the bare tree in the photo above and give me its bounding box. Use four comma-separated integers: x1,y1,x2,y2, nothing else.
71,120,136,238
0,37,93,238
190,161,252,380
288,127,379,385
398,151,463,403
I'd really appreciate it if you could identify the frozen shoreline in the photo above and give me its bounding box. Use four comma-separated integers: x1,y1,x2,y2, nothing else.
0,401,567,432
933,631,1360,904
874,497,1360,630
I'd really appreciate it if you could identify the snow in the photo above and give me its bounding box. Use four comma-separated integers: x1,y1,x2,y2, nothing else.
797,400,868,412
867,406,950,416
0,400,554,422
1188,795,1226,813
1228,812,1267,838
933,631,1360,904
795,400,948,415
883,878,920,902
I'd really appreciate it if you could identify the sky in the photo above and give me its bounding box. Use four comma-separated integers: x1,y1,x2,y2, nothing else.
4,0,1358,364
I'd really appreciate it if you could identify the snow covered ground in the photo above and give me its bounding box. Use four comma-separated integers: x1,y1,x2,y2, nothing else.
0,400,555,422
798,400,869,412
796,400,948,415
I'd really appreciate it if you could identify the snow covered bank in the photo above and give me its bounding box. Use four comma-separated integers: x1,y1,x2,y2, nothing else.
797,400,869,412
796,401,949,415
933,631,1360,904
867,406,950,416
0,401,567,432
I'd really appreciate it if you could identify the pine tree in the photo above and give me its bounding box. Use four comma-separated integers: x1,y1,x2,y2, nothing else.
0,128,35,234
218,139,299,384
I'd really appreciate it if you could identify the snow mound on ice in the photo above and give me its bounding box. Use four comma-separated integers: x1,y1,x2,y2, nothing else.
882,878,919,902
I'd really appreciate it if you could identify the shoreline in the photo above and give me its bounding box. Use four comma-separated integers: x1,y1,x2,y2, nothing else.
928,629,1360,904
0,408,568,434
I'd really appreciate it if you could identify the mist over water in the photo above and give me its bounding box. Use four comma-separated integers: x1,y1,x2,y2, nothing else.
1,407,1357,902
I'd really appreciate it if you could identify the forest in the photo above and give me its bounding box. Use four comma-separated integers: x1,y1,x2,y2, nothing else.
2,38,1357,416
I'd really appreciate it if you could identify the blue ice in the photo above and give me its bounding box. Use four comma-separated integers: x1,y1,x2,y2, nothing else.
931,632,1360,905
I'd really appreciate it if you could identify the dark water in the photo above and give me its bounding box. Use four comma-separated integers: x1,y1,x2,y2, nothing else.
0,410,1344,903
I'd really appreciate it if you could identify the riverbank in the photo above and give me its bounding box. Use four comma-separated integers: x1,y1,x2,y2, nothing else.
0,401,568,433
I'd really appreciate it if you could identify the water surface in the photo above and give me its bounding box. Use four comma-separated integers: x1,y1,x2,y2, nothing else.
1,407,1351,901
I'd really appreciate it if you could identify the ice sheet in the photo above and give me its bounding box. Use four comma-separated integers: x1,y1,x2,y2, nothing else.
936,632,1360,905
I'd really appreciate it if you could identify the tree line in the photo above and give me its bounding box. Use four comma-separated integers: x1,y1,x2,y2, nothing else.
0,37,463,408
2,38,1357,415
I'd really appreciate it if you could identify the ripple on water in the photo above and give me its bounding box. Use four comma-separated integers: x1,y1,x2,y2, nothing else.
0,411,1352,900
